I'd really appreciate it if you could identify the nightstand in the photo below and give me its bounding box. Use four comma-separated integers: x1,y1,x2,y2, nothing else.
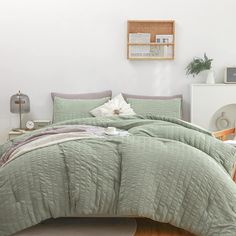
191,84,236,130
8,130,33,141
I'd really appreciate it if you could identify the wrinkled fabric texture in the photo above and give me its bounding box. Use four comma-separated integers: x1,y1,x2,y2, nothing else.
0,115,236,236
0,125,110,166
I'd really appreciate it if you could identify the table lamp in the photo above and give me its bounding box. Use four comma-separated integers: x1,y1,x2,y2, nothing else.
10,91,30,130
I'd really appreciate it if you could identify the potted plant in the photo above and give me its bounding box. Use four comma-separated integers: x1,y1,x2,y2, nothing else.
186,53,214,84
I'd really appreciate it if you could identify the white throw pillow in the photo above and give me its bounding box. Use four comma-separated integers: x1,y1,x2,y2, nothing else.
90,94,136,117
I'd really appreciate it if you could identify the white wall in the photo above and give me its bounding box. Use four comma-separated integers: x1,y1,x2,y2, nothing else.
0,0,236,143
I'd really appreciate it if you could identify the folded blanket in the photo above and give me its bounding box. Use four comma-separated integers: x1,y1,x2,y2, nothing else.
0,125,109,167
0,115,236,236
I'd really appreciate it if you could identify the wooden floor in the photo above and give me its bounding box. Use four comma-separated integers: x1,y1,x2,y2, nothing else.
135,218,195,236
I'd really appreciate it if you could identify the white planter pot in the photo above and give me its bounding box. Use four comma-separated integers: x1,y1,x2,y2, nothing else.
206,70,215,84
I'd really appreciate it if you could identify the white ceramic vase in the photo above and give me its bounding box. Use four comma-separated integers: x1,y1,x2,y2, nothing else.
206,69,215,84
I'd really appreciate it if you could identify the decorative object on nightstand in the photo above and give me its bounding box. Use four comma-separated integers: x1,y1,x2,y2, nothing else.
224,67,236,83
26,120,35,130
186,53,215,84
215,112,231,130
33,120,51,129
10,91,30,130
25,120,51,130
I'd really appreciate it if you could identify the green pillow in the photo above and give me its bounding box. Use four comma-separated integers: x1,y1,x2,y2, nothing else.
53,97,110,123
126,97,182,119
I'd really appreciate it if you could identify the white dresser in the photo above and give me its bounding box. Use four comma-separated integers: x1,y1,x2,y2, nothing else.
191,84,236,131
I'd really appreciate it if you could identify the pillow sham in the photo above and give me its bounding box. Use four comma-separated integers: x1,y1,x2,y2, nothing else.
90,94,135,117
53,96,110,123
122,93,182,119
51,90,112,101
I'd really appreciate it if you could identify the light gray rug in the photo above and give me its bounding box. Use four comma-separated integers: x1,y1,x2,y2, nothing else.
14,218,137,236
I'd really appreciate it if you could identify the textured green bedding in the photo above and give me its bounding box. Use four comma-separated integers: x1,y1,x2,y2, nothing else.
53,96,110,123
0,116,236,236
126,97,182,118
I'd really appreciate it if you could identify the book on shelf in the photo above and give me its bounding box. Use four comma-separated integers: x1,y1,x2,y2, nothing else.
129,33,151,57
129,33,151,43
155,34,173,57
164,46,173,57
150,46,164,57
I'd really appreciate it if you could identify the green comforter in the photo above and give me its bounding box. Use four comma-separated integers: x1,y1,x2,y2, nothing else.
0,116,236,236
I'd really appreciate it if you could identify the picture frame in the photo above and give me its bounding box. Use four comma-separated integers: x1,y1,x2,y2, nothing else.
224,67,236,83
155,35,173,44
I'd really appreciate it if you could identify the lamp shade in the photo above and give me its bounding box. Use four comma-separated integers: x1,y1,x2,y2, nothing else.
10,91,30,114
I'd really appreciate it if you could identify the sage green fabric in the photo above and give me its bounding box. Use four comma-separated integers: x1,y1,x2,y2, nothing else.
1,116,236,236
53,97,110,123
127,98,182,119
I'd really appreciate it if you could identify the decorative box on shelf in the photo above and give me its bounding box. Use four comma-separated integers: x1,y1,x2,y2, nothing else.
127,20,175,60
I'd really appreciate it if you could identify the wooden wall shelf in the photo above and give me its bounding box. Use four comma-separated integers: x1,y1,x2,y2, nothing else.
127,20,175,60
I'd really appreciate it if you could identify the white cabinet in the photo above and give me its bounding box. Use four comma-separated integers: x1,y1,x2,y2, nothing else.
191,84,236,131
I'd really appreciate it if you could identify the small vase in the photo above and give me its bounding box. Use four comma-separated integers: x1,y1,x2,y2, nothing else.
206,69,215,84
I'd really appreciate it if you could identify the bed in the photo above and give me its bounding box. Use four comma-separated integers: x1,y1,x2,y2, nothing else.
0,92,236,236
